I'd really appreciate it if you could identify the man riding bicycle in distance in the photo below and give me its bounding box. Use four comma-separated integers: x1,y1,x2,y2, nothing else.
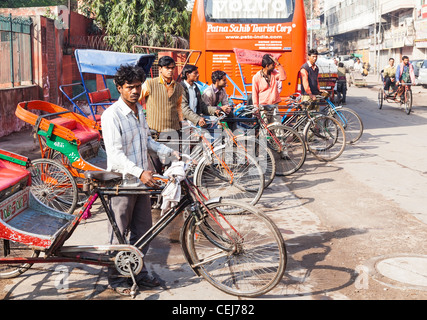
395,56,415,102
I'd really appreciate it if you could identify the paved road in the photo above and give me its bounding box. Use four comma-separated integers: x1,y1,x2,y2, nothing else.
1,77,427,303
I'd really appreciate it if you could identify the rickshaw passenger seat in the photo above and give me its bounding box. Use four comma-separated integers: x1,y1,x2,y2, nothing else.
0,160,30,193
50,117,77,130
88,88,111,104
50,118,101,145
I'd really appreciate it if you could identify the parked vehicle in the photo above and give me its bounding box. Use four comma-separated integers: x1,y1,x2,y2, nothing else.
411,59,423,79
417,60,427,88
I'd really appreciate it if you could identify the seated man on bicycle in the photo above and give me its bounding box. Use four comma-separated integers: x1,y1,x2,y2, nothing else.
383,58,397,94
395,56,415,100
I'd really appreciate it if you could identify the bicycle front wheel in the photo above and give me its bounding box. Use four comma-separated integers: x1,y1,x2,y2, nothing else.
304,115,346,161
404,89,412,115
29,158,78,214
194,146,264,206
182,199,286,297
332,107,363,144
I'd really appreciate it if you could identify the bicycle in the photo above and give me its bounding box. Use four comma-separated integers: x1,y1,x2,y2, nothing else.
17,100,265,210
313,93,363,144
234,104,307,176
279,97,347,162
183,120,265,206
0,154,287,298
378,82,413,115
201,112,276,188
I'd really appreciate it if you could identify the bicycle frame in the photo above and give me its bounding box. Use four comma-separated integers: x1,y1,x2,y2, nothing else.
234,106,286,153
0,167,238,274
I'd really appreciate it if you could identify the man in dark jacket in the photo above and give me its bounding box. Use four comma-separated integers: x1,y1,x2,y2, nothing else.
180,64,218,126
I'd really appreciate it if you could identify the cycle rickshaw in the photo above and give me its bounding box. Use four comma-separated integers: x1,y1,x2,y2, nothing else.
0,149,286,298
378,70,413,115
59,49,155,123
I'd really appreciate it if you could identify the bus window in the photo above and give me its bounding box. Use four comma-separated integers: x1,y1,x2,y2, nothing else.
190,0,307,102
205,0,294,22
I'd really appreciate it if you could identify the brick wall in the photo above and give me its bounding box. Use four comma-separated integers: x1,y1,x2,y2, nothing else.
0,8,94,138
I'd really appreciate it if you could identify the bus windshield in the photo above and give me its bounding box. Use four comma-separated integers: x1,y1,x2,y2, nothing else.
204,0,295,23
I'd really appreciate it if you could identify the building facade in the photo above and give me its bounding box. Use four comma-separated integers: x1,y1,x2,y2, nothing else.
323,0,427,72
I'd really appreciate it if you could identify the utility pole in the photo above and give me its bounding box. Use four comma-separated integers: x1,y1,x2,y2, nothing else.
378,2,382,76
310,0,313,49
374,0,377,75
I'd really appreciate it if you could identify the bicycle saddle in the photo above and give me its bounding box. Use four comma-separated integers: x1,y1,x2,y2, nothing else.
84,170,122,183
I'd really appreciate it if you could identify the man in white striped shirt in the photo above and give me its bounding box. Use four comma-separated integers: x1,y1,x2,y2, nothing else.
101,64,178,296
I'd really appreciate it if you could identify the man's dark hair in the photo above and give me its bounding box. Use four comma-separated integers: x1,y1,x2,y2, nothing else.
211,70,227,83
158,56,176,67
389,57,394,61
338,62,344,68
114,64,145,87
308,49,318,56
181,64,198,80
402,55,409,61
262,54,275,68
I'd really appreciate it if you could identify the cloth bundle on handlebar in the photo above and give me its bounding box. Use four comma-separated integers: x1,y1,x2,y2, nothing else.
160,161,186,215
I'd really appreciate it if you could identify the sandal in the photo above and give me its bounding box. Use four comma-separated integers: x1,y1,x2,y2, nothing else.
134,273,161,288
108,284,133,296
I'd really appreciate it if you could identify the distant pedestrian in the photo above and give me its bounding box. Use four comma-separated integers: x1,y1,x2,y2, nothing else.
354,58,363,75
336,62,347,104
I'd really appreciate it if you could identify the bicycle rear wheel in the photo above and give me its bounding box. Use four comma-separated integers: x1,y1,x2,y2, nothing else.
182,199,286,297
304,115,346,161
29,158,78,214
194,146,264,206
332,107,363,144
264,124,306,176
0,239,40,279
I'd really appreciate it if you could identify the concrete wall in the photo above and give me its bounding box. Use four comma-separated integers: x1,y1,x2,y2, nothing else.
0,85,40,137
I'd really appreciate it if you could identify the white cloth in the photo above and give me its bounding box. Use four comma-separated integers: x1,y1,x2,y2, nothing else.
160,161,186,215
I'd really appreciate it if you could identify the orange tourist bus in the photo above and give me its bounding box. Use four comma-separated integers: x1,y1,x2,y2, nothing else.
189,0,307,103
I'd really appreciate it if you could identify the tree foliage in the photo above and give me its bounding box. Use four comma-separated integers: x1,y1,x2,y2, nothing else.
0,0,68,8
80,0,191,52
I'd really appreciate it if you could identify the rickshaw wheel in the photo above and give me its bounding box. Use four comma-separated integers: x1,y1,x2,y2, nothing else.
0,239,40,279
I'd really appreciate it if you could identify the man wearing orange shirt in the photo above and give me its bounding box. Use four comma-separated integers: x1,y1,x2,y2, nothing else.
251,54,287,109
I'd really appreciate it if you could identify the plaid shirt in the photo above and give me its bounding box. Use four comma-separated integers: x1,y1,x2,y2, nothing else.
101,97,172,185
